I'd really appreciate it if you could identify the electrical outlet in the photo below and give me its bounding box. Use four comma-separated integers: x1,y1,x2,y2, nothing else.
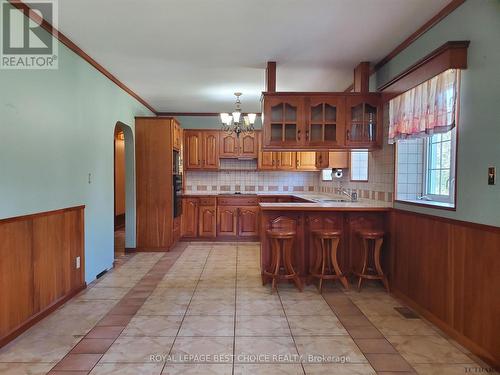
76,256,81,269
488,167,495,185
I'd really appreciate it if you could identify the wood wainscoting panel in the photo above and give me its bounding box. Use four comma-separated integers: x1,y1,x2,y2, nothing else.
0,206,85,348
390,209,500,368
0,220,34,339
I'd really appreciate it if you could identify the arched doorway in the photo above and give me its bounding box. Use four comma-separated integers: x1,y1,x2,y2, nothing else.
114,122,135,257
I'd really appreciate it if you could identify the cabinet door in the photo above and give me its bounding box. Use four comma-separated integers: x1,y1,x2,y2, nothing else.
306,96,345,147
263,96,305,147
328,151,349,168
219,133,238,158
258,151,276,170
202,131,219,169
181,198,198,237
172,121,182,151
217,206,238,237
296,152,317,170
277,152,296,170
239,133,258,158
184,131,202,170
199,206,216,238
345,94,382,148
315,152,330,169
238,207,259,237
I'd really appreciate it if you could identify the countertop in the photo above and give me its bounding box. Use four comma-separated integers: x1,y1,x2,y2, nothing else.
258,201,391,211
181,192,392,211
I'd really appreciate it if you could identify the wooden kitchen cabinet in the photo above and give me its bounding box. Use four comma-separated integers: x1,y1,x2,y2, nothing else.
199,205,216,238
184,130,219,170
217,206,238,237
172,119,182,151
306,96,345,147
202,131,219,169
296,152,317,170
345,94,382,148
239,206,259,237
184,131,202,169
220,132,258,159
258,151,296,170
262,93,382,150
263,95,305,147
181,198,198,237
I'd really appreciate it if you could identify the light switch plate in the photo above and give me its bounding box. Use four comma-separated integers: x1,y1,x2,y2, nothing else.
488,167,496,185
76,256,81,269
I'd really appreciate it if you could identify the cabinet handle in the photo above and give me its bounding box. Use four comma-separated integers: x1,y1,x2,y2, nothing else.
346,130,350,140
297,130,301,141
306,130,309,141
296,159,300,168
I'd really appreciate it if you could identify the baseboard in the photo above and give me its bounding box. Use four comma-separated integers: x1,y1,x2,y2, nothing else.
0,283,87,349
391,289,500,371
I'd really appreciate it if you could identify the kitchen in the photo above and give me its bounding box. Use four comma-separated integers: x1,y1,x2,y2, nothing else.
0,1,499,375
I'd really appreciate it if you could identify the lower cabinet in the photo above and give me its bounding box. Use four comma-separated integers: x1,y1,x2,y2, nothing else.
238,207,260,237
217,206,238,237
181,197,260,240
199,205,216,238
181,198,198,237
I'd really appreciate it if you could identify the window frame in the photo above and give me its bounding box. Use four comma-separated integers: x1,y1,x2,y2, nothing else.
422,130,457,204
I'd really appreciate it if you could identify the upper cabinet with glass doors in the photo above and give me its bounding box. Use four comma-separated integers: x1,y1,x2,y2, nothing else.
345,94,382,148
262,93,382,150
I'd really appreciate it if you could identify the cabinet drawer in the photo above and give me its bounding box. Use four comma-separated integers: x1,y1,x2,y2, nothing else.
199,197,216,206
218,197,258,206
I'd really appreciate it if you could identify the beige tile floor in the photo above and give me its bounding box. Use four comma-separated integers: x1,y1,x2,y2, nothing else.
0,242,496,375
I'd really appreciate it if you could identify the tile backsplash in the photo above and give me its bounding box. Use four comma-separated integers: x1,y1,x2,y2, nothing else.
317,107,395,203
185,169,318,193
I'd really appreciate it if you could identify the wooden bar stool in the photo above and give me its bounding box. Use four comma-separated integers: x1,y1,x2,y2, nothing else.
310,229,349,292
355,230,389,292
264,229,303,293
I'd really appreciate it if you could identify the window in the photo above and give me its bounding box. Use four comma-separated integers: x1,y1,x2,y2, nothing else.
425,130,456,202
396,128,456,207
350,150,368,181
393,69,459,209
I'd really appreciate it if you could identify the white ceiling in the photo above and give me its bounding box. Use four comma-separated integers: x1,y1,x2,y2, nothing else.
58,0,450,113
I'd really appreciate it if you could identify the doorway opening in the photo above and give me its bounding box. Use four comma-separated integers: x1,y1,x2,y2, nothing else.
114,124,127,257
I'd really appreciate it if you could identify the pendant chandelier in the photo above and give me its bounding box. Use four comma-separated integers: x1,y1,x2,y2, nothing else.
219,92,256,137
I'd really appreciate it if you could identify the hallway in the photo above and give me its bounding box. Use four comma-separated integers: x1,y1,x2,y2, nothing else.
0,243,489,375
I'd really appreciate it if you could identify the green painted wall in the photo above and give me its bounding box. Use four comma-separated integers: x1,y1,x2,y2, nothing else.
0,7,153,282
177,115,262,129
375,0,500,227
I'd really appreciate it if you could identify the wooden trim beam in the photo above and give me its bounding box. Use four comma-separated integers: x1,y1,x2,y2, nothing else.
266,61,277,92
8,1,156,114
353,62,370,93
377,40,469,93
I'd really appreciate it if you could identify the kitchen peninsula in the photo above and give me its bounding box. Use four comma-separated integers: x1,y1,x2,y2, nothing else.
259,197,391,285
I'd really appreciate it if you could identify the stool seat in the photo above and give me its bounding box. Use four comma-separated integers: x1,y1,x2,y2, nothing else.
356,229,389,292
310,229,349,292
266,229,296,239
264,229,302,293
357,230,384,239
312,229,342,238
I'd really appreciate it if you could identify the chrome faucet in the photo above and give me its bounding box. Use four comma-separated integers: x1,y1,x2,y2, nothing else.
341,188,358,202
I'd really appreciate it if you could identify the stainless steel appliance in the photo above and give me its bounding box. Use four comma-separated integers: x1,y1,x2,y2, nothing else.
173,174,182,218
173,150,183,218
